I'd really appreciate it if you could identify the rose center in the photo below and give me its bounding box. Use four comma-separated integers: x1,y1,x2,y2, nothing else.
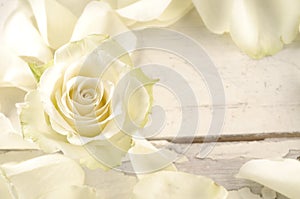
81,89,96,100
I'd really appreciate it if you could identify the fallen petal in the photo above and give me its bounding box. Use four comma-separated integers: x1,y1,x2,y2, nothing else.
132,171,228,199
237,158,300,199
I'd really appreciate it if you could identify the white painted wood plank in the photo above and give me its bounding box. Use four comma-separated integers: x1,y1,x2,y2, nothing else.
131,9,300,138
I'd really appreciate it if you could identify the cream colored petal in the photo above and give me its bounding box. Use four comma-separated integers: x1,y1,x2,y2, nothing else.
126,79,150,127
3,1,53,63
1,154,85,199
0,87,27,133
192,0,234,34
193,0,300,58
18,90,69,153
24,58,54,82
237,158,300,199
128,139,177,176
100,56,133,84
122,0,192,28
113,68,156,131
55,35,132,81
38,185,97,199
275,0,300,44
81,129,133,169
56,0,92,17
80,140,126,169
101,0,138,9
116,0,171,21
229,0,283,58
0,47,36,91
0,113,37,150
71,1,128,42
0,170,14,199
157,0,193,23
126,76,152,127
79,153,110,170
27,0,77,49
131,171,228,199
54,34,109,66
39,66,76,136
84,168,137,199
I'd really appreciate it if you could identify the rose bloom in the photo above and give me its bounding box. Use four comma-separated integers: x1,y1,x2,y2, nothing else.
18,35,154,169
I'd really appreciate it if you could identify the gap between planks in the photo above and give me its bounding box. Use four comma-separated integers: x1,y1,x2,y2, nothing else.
149,132,300,144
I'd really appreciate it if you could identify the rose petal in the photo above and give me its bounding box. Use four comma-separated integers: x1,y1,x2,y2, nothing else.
229,0,283,58
128,139,177,175
3,0,53,63
18,90,69,152
54,34,109,66
0,113,37,150
192,0,233,34
71,1,129,42
0,47,36,91
81,130,132,169
131,171,228,199
115,0,193,28
193,0,300,58
237,158,300,199
156,0,193,22
112,68,156,133
0,87,27,132
0,169,14,199
116,0,172,21
56,0,91,17
0,154,85,199
0,88,38,151
39,185,97,199
54,35,132,81
39,66,76,136
126,74,152,127
27,0,77,49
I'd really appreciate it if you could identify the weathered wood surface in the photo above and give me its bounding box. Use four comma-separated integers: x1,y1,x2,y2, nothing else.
131,9,300,138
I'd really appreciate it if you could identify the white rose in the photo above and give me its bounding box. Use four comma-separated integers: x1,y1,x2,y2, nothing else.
18,35,155,169
192,0,300,58
1,0,131,151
